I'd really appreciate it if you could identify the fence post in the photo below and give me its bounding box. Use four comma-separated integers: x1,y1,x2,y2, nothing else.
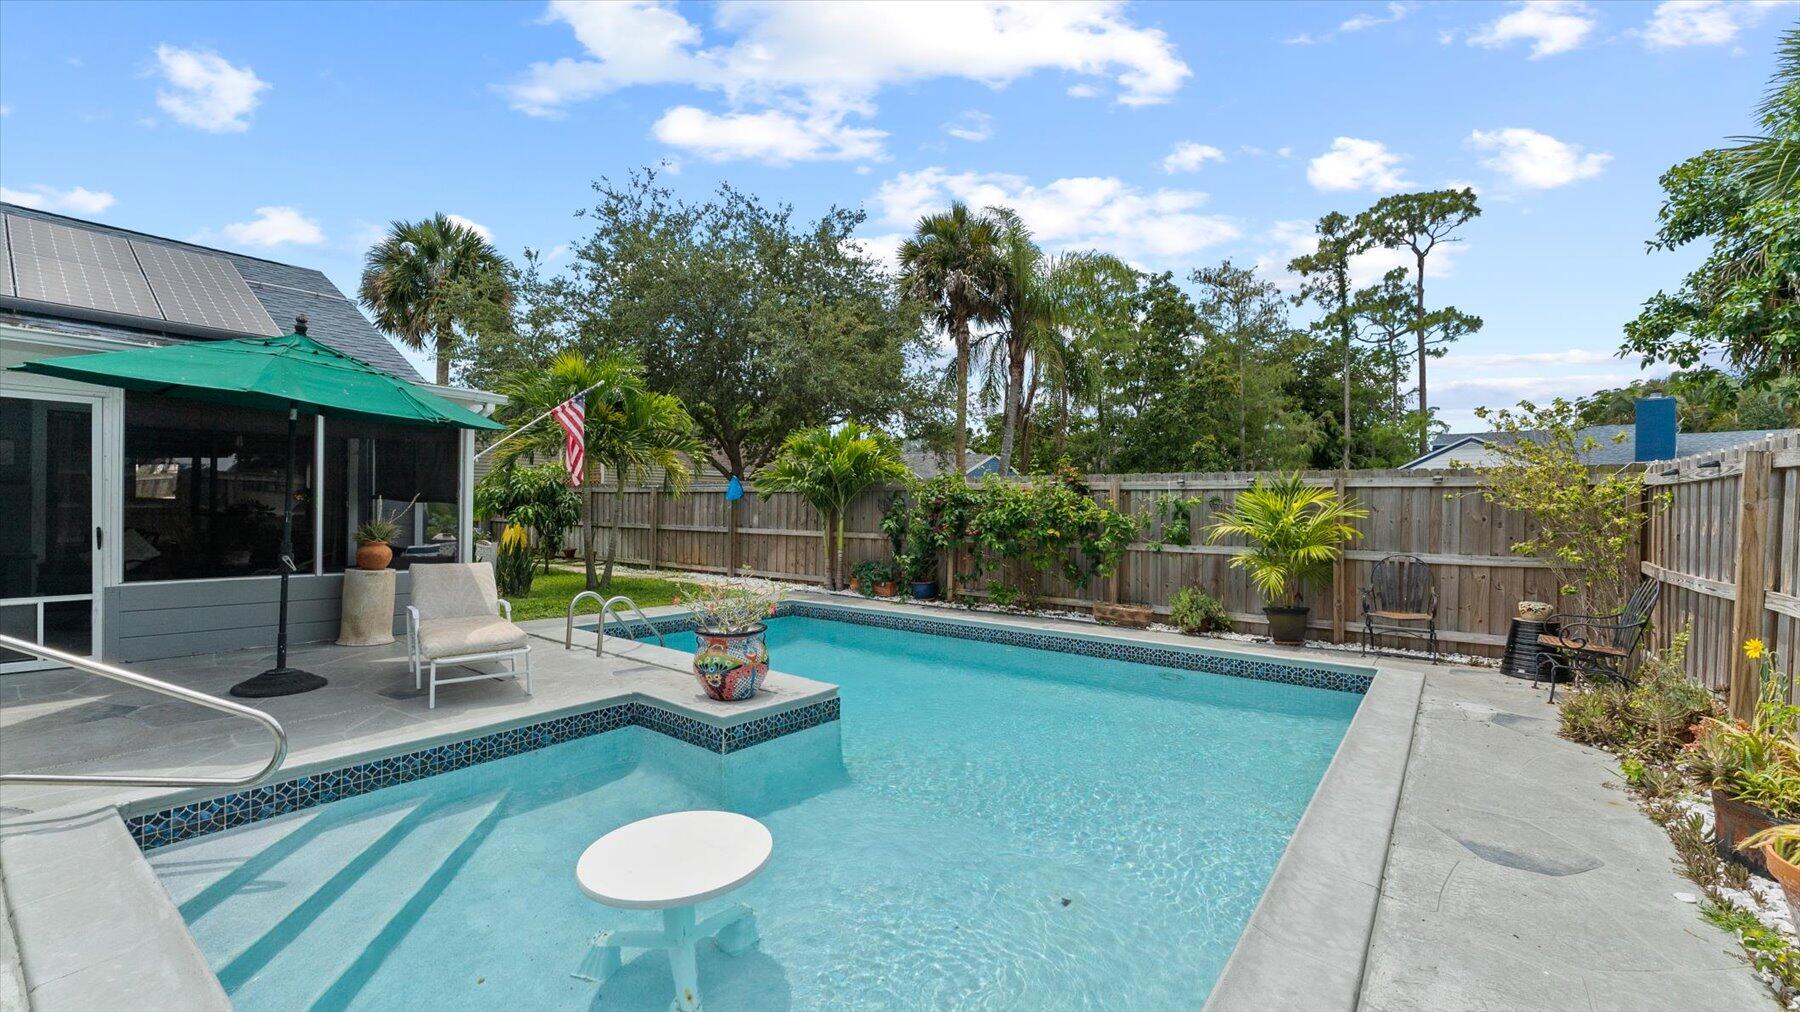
1331,475,1349,644
648,489,662,571
726,492,740,578
1730,449,1773,720
1106,477,1124,605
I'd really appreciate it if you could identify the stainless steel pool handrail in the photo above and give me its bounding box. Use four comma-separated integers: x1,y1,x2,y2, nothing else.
0,634,288,788
564,592,665,657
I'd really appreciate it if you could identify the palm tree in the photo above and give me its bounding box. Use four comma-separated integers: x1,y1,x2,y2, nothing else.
755,423,909,589
359,214,513,386
1729,27,1800,201
1204,473,1367,609
897,202,1004,477
497,351,700,590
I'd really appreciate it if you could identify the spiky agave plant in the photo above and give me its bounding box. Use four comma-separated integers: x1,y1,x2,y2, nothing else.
1204,473,1368,607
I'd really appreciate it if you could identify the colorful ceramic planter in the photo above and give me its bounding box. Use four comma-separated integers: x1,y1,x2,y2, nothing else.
692,624,769,702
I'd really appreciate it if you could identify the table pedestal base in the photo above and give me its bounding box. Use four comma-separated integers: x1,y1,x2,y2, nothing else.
574,903,759,1012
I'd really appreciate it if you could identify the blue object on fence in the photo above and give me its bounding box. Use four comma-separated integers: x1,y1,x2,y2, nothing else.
725,475,744,501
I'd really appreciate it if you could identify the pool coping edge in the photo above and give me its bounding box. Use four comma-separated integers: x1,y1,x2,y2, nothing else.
1202,661,1425,1011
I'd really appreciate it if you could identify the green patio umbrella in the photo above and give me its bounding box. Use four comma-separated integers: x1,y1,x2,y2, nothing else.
10,316,503,698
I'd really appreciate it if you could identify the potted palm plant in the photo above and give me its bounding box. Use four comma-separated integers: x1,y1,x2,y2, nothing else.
1205,473,1366,645
682,582,784,701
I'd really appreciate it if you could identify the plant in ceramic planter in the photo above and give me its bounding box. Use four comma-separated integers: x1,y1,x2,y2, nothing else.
1204,473,1366,645
680,582,784,701
851,559,901,598
354,518,399,571
1686,641,1800,874
1742,823,1800,914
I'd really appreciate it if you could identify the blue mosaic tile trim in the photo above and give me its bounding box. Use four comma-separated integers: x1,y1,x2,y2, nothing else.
127,695,838,851
778,601,1373,695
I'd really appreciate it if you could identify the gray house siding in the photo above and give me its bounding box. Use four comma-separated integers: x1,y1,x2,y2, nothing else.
102,573,414,663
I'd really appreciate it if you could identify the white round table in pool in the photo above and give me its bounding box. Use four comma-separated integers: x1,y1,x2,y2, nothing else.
573,810,771,1012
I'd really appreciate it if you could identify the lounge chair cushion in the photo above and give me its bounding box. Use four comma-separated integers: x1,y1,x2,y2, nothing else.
1370,610,1433,621
418,615,528,659
1538,634,1626,656
411,562,503,622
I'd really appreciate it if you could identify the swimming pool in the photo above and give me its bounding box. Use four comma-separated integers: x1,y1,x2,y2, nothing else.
148,613,1362,1009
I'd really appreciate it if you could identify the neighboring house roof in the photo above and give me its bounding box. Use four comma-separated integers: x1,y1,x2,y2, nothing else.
1404,425,1799,469
0,202,421,380
902,448,1001,479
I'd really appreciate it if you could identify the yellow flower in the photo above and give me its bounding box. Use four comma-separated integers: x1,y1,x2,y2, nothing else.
1745,639,1766,660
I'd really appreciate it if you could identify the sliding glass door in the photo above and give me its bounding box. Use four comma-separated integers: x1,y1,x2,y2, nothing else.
0,392,101,672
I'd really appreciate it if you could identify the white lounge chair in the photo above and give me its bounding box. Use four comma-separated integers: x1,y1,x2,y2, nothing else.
405,562,531,709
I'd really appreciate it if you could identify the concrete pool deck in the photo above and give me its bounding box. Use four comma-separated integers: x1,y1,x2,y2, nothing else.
0,592,1773,1009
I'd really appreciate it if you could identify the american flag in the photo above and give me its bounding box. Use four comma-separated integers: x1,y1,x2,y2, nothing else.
552,393,586,487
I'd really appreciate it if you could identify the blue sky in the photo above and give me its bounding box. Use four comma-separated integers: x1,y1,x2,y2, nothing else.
1,1,1791,428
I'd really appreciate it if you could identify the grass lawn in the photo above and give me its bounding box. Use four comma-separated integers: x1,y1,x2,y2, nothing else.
501,566,696,622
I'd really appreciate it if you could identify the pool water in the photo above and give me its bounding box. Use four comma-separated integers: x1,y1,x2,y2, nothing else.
149,616,1361,1010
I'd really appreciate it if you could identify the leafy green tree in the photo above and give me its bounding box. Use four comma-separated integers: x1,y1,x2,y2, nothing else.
755,422,909,589
496,350,700,590
358,213,514,386
473,461,583,573
898,202,1006,475
553,170,927,479
1289,211,1372,469
1190,261,1320,470
1355,189,1483,454
1576,368,1800,432
1624,29,1800,380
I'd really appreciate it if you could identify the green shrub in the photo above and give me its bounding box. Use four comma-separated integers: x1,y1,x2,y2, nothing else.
494,524,536,598
1557,628,1717,761
1168,587,1232,635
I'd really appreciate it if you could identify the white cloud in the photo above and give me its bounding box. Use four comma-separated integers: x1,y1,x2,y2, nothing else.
1285,33,1320,46
506,1,1188,162
1468,2,1595,58
1640,1,1794,49
445,214,494,241
652,105,885,164
1306,137,1408,192
943,110,993,142
851,231,907,273
0,184,117,215
1066,84,1099,98
1340,3,1413,33
1161,141,1225,173
871,167,1240,265
1468,127,1609,188
217,206,324,247
153,44,268,133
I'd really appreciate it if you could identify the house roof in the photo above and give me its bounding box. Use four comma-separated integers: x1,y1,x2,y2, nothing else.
901,447,1001,479
1406,424,1799,468
0,203,421,380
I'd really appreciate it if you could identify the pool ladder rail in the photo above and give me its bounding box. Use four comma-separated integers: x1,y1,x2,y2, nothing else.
565,592,666,657
0,634,288,789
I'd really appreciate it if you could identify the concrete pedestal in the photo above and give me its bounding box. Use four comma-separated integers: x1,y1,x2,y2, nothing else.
337,567,397,646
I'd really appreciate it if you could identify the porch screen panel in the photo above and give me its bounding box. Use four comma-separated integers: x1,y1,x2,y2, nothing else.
321,419,459,571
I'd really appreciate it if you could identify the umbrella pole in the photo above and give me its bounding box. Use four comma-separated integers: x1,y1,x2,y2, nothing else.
231,403,327,698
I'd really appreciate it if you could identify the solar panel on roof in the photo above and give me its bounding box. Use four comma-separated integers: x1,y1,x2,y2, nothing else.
6,215,163,319
133,241,280,336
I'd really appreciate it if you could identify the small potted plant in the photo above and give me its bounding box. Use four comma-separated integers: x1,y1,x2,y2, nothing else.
1686,640,1798,874
681,582,784,701
1205,473,1366,645
852,559,901,598
354,518,398,571
902,513,939,599
1741,823,1800,913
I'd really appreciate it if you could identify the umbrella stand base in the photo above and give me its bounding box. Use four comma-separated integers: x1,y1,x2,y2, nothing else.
230,667,327,698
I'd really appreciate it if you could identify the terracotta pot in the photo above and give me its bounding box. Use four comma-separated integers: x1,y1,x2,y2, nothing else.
562,548,576,559
355,541,393,571
1765,843,1800,914
873,581,900,598
1714,789,1781,876
692,624,768,702
848,577,862,594
1264,604,1310,645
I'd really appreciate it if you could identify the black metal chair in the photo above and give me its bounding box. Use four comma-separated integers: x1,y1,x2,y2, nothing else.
1535,578,1661,702
1362,554,1439,663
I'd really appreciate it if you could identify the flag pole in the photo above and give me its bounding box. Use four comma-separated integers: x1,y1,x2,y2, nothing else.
474,378,611,460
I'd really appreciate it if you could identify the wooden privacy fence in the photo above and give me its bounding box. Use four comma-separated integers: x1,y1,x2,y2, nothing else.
559,438,1798,712
1642,431,1800,715
568,469,1601,660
